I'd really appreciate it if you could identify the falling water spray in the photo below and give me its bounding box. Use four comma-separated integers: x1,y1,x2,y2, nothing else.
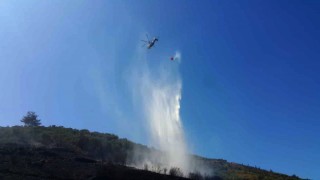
130,51,190,174
142,69,189,172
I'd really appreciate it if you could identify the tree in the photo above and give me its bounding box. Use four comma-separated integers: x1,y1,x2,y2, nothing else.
21,111,41,126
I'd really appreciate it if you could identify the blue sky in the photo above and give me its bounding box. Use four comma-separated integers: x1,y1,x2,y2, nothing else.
1,1,319,179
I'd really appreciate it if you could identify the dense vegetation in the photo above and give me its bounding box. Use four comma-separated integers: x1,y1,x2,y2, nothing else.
0,125,132,164
0,125,304,180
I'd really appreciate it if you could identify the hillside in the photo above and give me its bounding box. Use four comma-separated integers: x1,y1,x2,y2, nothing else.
0,143,188,180
0,126,303,180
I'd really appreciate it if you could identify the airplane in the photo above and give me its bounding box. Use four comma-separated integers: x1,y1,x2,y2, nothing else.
141,34,158,49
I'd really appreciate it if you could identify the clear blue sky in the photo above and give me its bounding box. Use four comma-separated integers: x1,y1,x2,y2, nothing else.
1,1,319,179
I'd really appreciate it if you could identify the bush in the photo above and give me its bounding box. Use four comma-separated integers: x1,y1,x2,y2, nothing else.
189,171,203,180
169,167,183,177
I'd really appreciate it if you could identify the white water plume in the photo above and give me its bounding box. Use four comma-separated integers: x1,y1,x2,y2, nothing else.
130,50,190,174
142,67,188,172
173,51,182,63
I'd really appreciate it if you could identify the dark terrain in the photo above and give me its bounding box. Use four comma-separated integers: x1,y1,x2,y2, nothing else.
0,126,304,180
0,143,187,180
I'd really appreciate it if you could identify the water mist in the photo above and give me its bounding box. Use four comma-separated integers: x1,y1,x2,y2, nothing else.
130,51,190,174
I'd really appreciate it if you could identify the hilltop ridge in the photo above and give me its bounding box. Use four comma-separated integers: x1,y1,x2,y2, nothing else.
0,126,304,179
